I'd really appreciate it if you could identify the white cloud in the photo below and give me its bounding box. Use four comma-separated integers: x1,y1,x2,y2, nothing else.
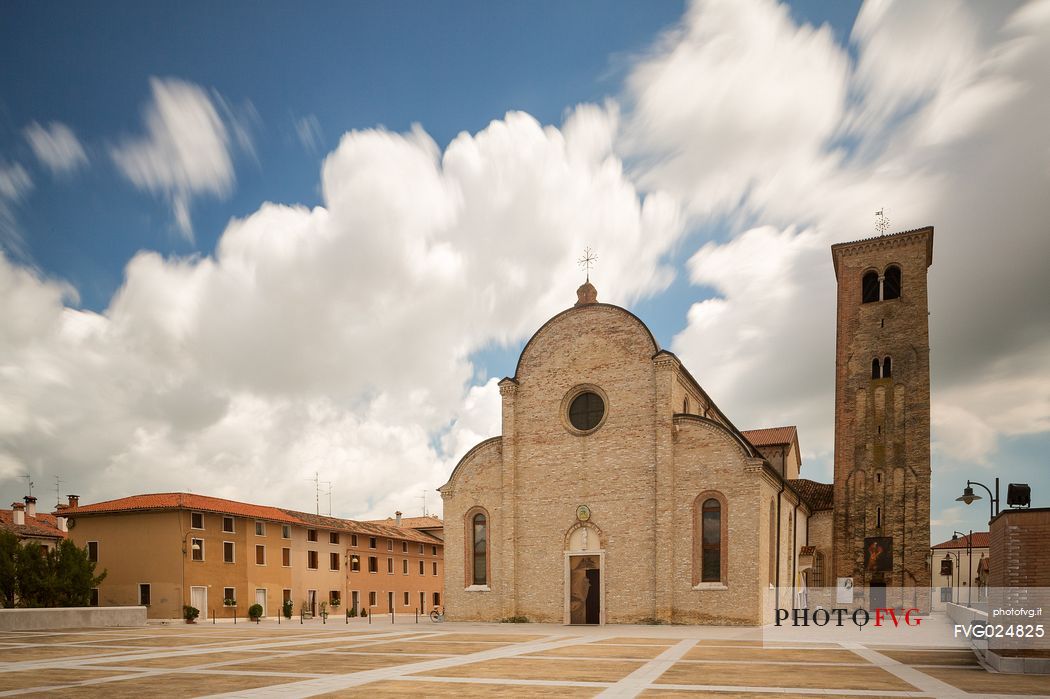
647,0,1050,479
0,107,680,518
295,115,323,153
23,121,89,175
110,78,243,242
0,162,34,255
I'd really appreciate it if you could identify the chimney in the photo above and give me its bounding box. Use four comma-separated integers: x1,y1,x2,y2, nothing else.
67,494,80,509
24,496,37,518
395,511,402,526
56,516,68,533
12,502,25,526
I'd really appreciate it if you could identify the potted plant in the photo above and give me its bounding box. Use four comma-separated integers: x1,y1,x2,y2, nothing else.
248,603,263,622
347,606,357,618
223,597,237,607
282,599,293,619
329,597,341,610
183,605,200,624
360,607,367,618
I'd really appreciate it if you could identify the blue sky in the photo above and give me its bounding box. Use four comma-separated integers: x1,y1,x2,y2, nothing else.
1,0,1047,549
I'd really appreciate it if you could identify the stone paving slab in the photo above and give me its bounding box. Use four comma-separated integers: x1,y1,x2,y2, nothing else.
419,657,644,683
655,661,917,691
914,666,1050,695
91,650,266,669
639,692,914,698
877,649,980,666
529,643,667,659
221,652,424,674
595,637,678,646
0,645,128,662
682,646,868,663
0,668,124,691
316,678,601,697
15,671,301,698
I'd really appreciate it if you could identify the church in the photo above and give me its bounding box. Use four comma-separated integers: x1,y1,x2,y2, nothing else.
440,227,934,624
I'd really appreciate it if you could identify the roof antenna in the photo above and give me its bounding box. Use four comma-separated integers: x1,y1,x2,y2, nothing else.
875,209,890,235
54,475,62,508
21,474,33,497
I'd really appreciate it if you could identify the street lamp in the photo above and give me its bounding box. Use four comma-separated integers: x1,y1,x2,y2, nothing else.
952,530,973,608
942,551,960,603
956,478,999,521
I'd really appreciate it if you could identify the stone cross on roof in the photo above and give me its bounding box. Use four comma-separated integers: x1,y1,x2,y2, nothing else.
577,246,597,282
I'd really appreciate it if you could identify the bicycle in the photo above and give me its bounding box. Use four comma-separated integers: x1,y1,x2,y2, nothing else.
429,606,445,622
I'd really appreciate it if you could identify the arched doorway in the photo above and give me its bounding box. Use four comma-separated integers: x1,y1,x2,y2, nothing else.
564,523,604,625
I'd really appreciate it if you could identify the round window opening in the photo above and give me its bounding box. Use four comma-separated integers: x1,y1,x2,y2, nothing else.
568,391,605,432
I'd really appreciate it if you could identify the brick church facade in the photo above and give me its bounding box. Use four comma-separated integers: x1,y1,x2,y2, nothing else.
440,228,933,624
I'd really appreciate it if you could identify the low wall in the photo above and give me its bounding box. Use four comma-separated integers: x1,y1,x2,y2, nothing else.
0,606,147,630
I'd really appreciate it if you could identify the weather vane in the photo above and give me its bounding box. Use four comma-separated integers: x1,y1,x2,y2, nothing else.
577,246,597,282
875,209,890,235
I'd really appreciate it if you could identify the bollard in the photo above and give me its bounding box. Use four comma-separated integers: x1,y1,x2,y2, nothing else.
415,608,418,624
212,609,215,624
390,608,394,624
300,609,303,625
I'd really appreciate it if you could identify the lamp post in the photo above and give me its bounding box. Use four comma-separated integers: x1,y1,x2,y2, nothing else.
952,530,973,608
956,478,999,521
181,531,202,619
942,551,960,603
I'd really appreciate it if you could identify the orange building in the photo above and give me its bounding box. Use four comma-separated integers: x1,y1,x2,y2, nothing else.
60,493,443,621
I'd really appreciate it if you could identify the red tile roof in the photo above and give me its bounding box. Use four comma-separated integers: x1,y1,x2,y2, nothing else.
367,515,443,530
932,532,990,549
0,510,66,540
742,426,798,448
791,479,834,512
62,493,440,544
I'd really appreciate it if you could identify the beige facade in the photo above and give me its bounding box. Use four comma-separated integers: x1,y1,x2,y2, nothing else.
63,494,443,620
441,289,825,625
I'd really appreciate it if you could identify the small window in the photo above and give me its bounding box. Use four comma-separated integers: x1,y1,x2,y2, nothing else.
369,537,377,549
862,270,879,303
402,541,407,553
419,559,425,575
433,591,440,606
419,591,425,611
307,551,318,569
386,539,393,551
224,587,235,604
402,559,408,574
90,588,99,606
222,516,234,533
139,583,151,606
812,551,825,588
87,541,98,562
418,543,424,554
330,552,339,571
191,538,204,561
330,590,341,605
877,506,882,528
368,556,378,573
883,265,901,300
255,544,265,565
224,541,235,563
255,521,265,536
683,397,690,414
701,498,721,582
351,534,358,547
568,391,605,431
329,532,339,545
387,557,393,574
432,545,438,556
281,524,291,539
369,591,377,606
433,561,438,576
350,555,360,572
872,358,881,380
307,529,317,542
283,589,291,603
191,512,204,529
883,356,892,378
282,547,291,567
472,512,487,585
403,591,410,606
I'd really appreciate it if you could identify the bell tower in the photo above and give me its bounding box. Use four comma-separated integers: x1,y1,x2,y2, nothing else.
831,227,933,610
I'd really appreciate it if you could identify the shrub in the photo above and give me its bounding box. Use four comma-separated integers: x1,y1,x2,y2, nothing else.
499,615,530,623
282,599,293,619
248,603,263,620
360,607,367,617
183,605,200,621
347,606,357,618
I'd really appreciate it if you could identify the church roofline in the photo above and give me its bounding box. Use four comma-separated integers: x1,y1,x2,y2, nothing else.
657,349,733,428
672,414,761,461
438,435,502,493
831,226,934,278
510,302,659,381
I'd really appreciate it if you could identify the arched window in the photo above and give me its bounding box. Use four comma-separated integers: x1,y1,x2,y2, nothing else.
872,358,881,379
882,356,892,378
701,499,721,582
812,551,825,588
883,265,901,300
472,513,487,585
683,397,690,414
862,271,880,303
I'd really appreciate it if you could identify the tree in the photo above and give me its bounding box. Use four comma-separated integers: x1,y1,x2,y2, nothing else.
14,543,49,607
0,531,18,608
50,540,106,607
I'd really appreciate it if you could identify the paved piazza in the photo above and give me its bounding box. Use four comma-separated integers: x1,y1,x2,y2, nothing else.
1,616,1048,698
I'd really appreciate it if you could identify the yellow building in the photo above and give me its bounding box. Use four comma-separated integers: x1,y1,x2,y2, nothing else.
62,493,443,620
